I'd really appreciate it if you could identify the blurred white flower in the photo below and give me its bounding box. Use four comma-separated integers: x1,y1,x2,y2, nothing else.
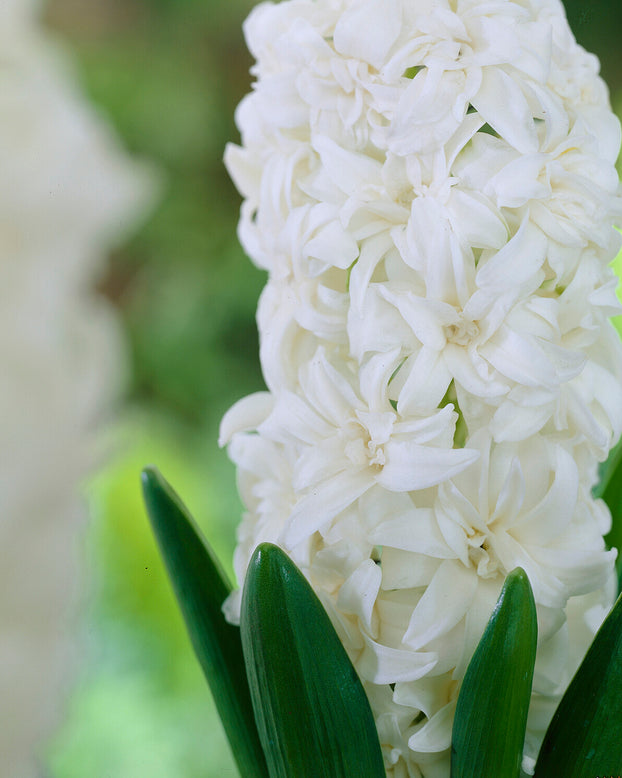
221,0,622,774
0,7,155,776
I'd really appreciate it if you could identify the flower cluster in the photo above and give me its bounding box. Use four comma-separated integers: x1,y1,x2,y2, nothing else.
220,0,622,774
0,8,153,775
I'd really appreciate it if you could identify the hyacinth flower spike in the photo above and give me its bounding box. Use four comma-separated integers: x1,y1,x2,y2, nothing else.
219,0,622,772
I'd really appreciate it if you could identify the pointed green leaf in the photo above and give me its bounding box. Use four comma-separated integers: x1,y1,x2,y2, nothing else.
240,543,385,778
451,567,537,778
141,467,268,778
533,591,622,777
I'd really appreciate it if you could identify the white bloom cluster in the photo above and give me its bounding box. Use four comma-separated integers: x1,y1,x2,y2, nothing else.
0,7,153,776
220,0,622,774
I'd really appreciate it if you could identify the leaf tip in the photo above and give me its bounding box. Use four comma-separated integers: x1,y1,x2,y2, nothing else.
141,465,183,512
141,465,162,494
506,566,529,586
248,542,284,575
140,465,189,540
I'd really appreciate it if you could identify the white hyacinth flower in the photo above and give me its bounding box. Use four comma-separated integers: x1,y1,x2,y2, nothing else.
220,0,622,774
0,7,154,776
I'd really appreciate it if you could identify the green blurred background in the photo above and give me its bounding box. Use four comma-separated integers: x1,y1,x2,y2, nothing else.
40,1,622,775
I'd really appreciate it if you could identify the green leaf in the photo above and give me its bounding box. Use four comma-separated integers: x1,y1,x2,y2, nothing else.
141,466,269,778
533,590,622,777
451,567,537,778
240,543,385,778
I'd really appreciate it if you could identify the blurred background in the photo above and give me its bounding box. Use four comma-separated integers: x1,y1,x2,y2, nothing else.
35,0,622,775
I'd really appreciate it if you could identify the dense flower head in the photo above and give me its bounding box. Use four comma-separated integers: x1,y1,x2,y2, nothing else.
221,0,622,774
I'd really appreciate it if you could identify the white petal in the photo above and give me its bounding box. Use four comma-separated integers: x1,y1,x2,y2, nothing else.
299,349,361,426
405,196,451,278
393,675,454,720
293,438,346,491
282,469,373,547
476,219,548,292
489,532,566,608
444,344,509,397
435,506,469,566
397,347,453,416
403,560,478,650
359,348,402,410
337,559,382,636
393,404,456,443
267,391,333,445
380,289,454,350
371,508,456,558
471,66,538,153
537,340,586,383
447,188,507,249
407,700,456,753
304,218,359,271
379,441,478,492
527,546,616,598
491,398,552,442
224,142,260,201
348,284,417,361
219,392,274,446
333,0,402,69
480,325,558,388
487,153,549,209
380,550,442,590
389,68,474,155
358,635,438,684
349,231,395,314
491,456,525,528
312,135,383,197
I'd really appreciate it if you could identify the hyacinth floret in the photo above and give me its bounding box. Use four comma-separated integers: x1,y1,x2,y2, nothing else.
219,0,622,775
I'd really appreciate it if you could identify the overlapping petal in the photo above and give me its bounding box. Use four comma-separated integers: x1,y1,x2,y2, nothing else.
221,0,622,773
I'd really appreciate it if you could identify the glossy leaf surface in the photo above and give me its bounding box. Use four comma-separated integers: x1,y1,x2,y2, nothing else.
451,567,537,778
534,591,622,777
241,543,385,778
141,467,268,778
